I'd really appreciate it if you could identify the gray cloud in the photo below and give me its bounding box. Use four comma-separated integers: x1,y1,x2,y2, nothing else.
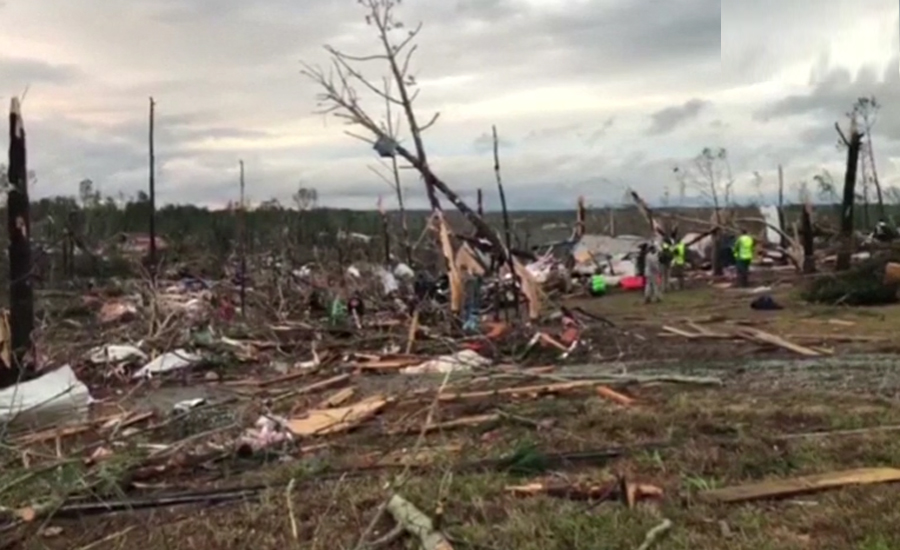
754,56,900,142
647,99,711,135
0,0,896,211
0,57,81,86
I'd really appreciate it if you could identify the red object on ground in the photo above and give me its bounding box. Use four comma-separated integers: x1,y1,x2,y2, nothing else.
620,276,645,291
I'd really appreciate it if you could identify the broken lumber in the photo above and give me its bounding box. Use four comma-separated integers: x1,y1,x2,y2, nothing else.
387,413,500,435
286,395,386,436
733,327,821,356
698,467,900,503
435,381,597,402
596,386,635,406
314,387,355,409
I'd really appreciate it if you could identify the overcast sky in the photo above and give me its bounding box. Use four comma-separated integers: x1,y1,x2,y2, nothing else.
1,0,898,210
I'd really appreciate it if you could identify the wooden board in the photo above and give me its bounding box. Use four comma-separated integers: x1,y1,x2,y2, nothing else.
698,467,900,503
287,396,387,436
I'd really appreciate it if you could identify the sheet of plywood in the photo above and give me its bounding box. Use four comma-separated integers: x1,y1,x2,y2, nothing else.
287,396,387,436
698,468,900,503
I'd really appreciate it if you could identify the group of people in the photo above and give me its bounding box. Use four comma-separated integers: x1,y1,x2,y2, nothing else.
590,228,756,304
637,235,688,303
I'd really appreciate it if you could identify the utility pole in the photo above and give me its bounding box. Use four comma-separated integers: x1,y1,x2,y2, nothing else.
238,160,246,317
148,97,157,274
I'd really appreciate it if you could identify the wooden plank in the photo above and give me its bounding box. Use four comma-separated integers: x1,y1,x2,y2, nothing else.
734,327,821,356
698,467,900,503
286,396,386,436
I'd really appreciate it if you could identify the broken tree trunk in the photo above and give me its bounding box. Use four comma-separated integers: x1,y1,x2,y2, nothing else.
148,97,157,274
777,165,789,252
836,120,862,272
801,202,815,273
493,125,519,318
575,196,586,238
1,97,35,388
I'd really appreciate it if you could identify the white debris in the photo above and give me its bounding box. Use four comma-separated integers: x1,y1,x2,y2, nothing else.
759,205,782,244
346,265,361,278
132,349,203,379
394,262,415,279
377,267,399,294
0,365,92,422
402,349,491,375
88,344,148,365
173,398,206,414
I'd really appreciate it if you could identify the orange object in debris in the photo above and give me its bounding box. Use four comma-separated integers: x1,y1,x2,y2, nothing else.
483,321,510,340
559,326,580,346
596,385,635,406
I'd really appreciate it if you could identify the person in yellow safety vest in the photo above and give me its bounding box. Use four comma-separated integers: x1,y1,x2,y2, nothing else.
733,228,755,287
671,240,687,290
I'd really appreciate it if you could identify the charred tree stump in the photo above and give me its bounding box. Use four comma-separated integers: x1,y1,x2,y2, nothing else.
835,121,862,272
0,98,35,388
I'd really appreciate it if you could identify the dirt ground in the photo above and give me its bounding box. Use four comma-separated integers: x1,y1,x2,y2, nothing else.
4,278,900,550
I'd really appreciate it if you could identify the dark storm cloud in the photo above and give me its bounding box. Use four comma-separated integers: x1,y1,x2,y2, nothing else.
646,98,710,135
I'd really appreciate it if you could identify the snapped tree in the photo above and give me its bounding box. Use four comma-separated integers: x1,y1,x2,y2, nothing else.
0,97,35,388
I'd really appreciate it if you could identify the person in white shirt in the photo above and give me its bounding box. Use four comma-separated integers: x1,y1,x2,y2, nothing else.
644,244,662,304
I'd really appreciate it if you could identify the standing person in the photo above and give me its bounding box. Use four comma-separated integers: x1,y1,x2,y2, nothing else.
671,238,687,290
733,228,755,287
635,243,649,279
644,244,662,304
659,238,673,291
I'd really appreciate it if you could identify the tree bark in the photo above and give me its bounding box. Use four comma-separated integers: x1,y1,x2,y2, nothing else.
0,97,35,388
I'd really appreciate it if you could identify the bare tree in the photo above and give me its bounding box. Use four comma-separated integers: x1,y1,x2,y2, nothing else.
292,185,318,211
367,77,412,264
673,147,734,275
301,0,513,266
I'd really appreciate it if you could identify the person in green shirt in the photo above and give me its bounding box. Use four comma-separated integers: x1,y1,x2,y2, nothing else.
589,271,607,297
733,228,755,287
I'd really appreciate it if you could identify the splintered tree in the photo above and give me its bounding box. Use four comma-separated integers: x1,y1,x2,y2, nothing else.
834,116,863,271
0,97,35,388
301,0,515,275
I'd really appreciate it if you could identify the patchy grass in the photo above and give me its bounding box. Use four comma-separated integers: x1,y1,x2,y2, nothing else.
10,381,900,550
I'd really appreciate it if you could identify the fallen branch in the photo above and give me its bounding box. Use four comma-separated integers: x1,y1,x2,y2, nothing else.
385,494,454,550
